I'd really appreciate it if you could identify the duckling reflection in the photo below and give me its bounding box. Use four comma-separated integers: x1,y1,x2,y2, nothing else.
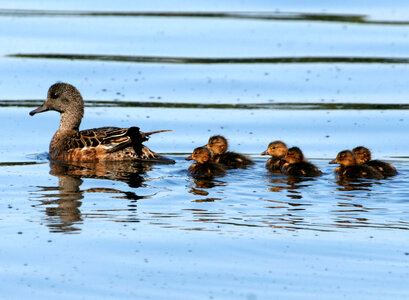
334,177,377,192
267,174,318,199
32,159,154,233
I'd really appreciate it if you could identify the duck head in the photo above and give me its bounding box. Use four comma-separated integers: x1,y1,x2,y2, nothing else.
352,146,371,165
285,146,305,164
30,83,84,130
206,135,228,155
186,147,212,164
329,150,357,167
261,140,287,157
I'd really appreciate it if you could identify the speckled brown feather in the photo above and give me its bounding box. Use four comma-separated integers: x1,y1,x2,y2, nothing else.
31,83,173,163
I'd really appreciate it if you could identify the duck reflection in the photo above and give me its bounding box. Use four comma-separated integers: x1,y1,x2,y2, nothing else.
33,159,156,233
187,177,226,200
334,177,380,192
267,175,318,200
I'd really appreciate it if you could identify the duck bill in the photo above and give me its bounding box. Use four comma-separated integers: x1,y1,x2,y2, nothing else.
328,159,337,164
29,104,49,116
260,150,268,155
185,155,193,161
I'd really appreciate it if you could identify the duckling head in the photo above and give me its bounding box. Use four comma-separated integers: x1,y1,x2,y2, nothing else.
329,150,357,167
30,83,84,130
261,140,287,157
352,146,371,164
285,146,304,164
207,135,228,155
185,147,212,164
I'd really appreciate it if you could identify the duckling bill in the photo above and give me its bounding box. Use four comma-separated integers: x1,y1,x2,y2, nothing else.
30,83,174,163
186,147,226,178
329,150,383,179
206,135,253,169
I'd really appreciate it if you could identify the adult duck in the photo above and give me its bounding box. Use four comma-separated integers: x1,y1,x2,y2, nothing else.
30,83,173,162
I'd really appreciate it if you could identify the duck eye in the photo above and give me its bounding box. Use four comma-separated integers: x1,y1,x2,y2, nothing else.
50,92,58,99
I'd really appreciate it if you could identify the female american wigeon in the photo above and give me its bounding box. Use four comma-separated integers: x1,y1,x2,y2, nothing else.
186,146,226,178
30,83,173,162
261,140,287,173
206,135,253,169
329,150,383,179
282,147,322,177
352,146,397,177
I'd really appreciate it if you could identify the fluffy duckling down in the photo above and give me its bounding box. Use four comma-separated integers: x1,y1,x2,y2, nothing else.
352,146,397,177
282,147,322,177
261,140,287,173
329,150,383,179
206,135,253,169
186,146,226,178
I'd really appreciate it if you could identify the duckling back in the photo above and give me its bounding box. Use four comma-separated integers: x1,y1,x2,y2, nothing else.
215,151,254,169
283,161,322,177
336,165,383,179
366,160,397,177
188,162,226,178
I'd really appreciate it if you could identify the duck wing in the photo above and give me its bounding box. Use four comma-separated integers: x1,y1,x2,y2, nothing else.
66,127,133,152
70,127,171,154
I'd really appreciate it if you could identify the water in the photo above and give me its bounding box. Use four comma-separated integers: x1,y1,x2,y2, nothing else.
1,1,409,299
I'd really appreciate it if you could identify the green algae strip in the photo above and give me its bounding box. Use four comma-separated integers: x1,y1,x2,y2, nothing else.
1,100,409,110
1,9,409,26
9,53,409,65
0,162,43,167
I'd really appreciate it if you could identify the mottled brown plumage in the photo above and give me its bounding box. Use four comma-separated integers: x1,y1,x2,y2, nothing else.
352,146,397,177
186,146,226,178
30,83,173,162
261,140,287,173
282,147,322,177
206,135,253,169
329,150,383,179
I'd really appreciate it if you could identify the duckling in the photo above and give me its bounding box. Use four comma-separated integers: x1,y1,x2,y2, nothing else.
282,147,322,177
352,146,397,177
186,146,226,178
329,150,383,179
261,140,287,173
206,135,253,169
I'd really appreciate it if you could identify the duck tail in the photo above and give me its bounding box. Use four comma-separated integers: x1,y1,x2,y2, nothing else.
142,129,172,138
